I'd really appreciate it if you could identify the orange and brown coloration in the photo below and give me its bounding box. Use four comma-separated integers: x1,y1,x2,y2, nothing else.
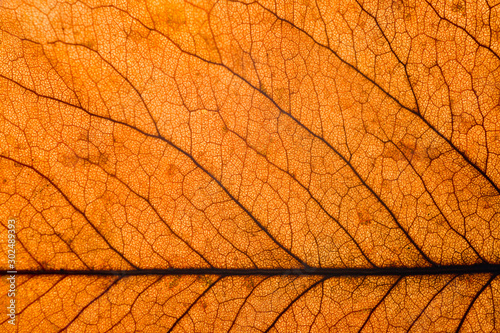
1,0,500,331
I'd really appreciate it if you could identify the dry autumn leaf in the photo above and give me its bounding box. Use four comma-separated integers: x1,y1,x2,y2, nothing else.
1,0,500,331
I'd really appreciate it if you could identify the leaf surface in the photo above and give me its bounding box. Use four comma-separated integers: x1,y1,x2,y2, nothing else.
1,0,500,331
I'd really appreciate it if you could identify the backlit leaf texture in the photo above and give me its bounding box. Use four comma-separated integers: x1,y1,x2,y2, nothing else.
1,0,500,331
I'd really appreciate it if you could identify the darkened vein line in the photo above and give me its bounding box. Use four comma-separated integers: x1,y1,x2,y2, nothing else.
406,275,458,332
161,37,435,265
242,0,500,197
104,276,163,333
354,0,422,110
381,139,485,262
89,149,257,268
58,276,122,332
19,193,93,270
0,222,44,270
77,156,212,268
423,0,500,62
167,276,223,333
357,1,498,214
491,281,498,331
190,202,259,268
0,275,66,325
455,274,497,333
313,0,331,48
0,154,138,270
4,263,500,277
264,277,326,333
3,33,309,268
358,276,403,332
222,119,375,267
46,40,163,137
0,74,254,269
0,32,83,109
254,90,435,265
308,281,325,333
227,276,271,332
83,3,434,265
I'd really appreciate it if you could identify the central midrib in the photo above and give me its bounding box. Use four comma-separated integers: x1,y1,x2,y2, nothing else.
4,263,500,277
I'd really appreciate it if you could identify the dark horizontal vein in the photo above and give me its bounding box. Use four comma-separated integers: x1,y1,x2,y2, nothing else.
4,263,500,277
0,73,307,269
0,154,139,270
244,0,500,197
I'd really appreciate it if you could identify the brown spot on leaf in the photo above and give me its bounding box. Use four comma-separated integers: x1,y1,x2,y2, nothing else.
357,210,371,226
2,1,500,331
426,147,441,160
451,0,465,13
454,113,476,134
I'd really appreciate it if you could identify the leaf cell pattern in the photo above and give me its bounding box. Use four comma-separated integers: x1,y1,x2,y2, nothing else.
1,0,500,331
